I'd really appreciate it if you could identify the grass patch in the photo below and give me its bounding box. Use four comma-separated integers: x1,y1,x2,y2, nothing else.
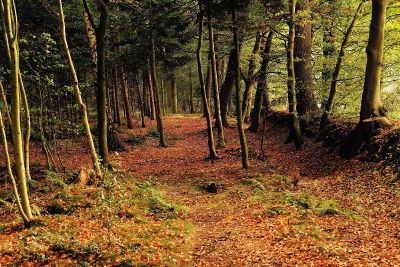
0,171,190,265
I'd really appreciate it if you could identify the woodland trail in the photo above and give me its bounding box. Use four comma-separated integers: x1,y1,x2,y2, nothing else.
115,115,400,266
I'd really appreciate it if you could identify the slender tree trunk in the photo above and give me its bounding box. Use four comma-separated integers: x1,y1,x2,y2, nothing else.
249,31,274,133
219,48,235,127
161,76,166,116
117,66,134,128
242,31,262,121
207,0,225,147
134,74,146,128
112,67,121,125
58,0,102,176
204,62,212,115
148,66,156,120
0,111,30,225
196,0,218,159
150,34,167,147
189,69,195,113
288,0,303,150
231,0,249,168
2,0,33,218
171,73,178,113
320,0,365,128
294,0,318,121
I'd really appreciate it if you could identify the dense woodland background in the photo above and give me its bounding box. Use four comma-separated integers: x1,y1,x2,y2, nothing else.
0,0,399,265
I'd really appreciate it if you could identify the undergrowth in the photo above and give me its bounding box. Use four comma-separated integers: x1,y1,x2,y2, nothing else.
0,169,191,266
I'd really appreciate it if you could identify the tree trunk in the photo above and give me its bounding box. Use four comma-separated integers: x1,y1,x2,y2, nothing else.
196,0,218,159
189,69,195,113
288,0,303,150
112,67,121,125
231,0,249,168
134,74,146,128
249,31,274,133
150,34,167,147
359,0,389,123
58,0,102,176
294,0,318,120
320,0,365,128
207,0,225,147
117,66,134,128
171,73,178,113
242,31,262,121
2,0,33,219
219,48,235,127
148,66,156,120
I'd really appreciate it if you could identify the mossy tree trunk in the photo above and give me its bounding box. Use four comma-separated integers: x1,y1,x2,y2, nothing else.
196,0,218,160
358,0,390,126
320,0,365,128
1,0,33,219
171,73,178,113
231,0,249,169
150,33,167,147
219,48,235,127
294,0,318,122
58,0,102,177
207,0,225,147
287,0,303,150
249,31,274,133
83,0,110,166
242,31,262,122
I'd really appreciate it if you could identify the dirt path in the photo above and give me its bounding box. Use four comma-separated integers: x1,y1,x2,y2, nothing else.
116,115,400,266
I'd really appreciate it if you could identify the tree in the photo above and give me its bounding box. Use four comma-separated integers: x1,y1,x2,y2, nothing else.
294,0,319,124
358,0,391,128
249,31,274,133
231,0,249,168
0,0,33,220
197,0,218,159
287,0,303,150
82,0,109,166
320,0,366,129
207,0,225,147
58,0,102,177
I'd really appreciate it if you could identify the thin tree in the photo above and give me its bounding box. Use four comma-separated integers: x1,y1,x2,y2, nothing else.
207,0,225,147
197,0,218,159
249,31,274,133
1,0,33,219
82,0,110,165
150,32,167,147
231,0,249,169
287,0,303,150
58,0,102,177
320,0,366,128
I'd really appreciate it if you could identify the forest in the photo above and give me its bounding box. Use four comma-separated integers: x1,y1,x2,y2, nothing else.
0,0,399,265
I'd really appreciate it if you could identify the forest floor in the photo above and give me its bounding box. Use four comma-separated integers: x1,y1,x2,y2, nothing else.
1,115,400,266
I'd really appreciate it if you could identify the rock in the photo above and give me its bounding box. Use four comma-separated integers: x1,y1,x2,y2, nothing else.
205,183,218,193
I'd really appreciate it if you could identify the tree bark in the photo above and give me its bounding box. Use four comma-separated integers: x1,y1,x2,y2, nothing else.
207,0,225,147
359,0,389,122
58,0,102,177
288,0,303,150
231,0,249,168
219,48,235,127
196,0,218,159
150,33,167,147
320,0,365,128
2,0,33,219
249,31,274,133
242,31,262,121
171,73,178,113
294,0,318,120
